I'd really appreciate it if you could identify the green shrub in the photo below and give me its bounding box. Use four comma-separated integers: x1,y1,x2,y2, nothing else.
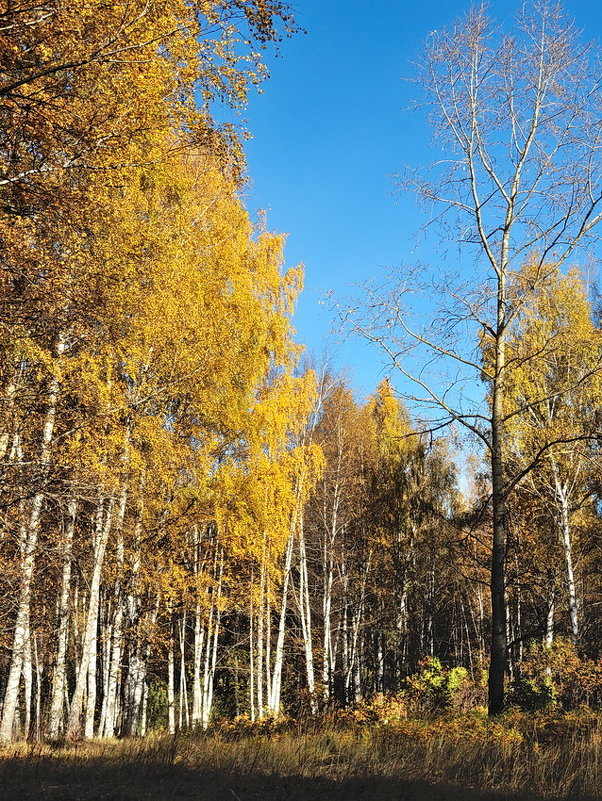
512,639,602,711
146,682,169,731
404,657,470,711
508,675,555,712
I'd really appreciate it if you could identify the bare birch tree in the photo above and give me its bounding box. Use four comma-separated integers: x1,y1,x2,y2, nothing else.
346,2,602,714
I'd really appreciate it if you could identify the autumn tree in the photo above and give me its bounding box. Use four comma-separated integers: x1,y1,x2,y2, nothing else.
0,0,306,742
294,374,463,705
503,266,602,646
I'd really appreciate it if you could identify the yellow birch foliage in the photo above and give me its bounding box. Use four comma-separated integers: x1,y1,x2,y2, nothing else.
0,0,311,652
503,264,602,457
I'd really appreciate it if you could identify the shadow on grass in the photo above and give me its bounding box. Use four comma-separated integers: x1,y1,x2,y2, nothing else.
0,756,597,801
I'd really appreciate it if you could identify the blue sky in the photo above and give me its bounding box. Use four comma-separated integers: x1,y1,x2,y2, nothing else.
233,0,602,401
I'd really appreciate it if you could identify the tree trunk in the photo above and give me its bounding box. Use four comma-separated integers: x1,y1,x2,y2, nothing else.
178,614,189,730
100,480,128,738
554,474,579,643
269,532,294,715
23,622,32,738
322,538,335,702
488,327,508,716
121,491,146,737
66,496,115,738
256,562,265,719
298,522,316,711
0,334,66,742
545,584,555,647
191,603,205,728
202,596,221,729
33,633,42,741
84,617,98,738
201,554,222,732
249,597,255,723
167,613,176,734
191,525,207,728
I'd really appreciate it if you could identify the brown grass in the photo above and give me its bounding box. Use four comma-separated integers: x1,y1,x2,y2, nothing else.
1,711,601,800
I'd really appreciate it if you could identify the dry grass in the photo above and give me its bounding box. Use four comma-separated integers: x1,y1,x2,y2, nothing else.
1,711,601,800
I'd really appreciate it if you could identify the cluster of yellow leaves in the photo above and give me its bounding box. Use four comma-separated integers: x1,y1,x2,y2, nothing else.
504,264,602,451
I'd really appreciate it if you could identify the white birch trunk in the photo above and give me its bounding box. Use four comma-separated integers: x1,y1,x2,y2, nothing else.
256,563,265,719
66,496,115,738
100,480,128,738
0,366,23,461
97,615,112,737
376,627,384,693
0,335,66,742
202,608,221,729
265,590,272,710
269,532,294,715
191,603,205,728
322,552,334,701
122,492,145,737
129,654,144,735
201,605,213,727
125,600,157,737
298,523,316,711
202,551,223,729
190,525,205,728
178,614,189,730
140,681,148,737
342,602,349,705
23,622,32,738
345,600,365,703
249,598,255,723
167,614,176,734
33,633,42,741
354,630,362,702
48,499,77,738
556,479,579,643
85,617,98,738
546,587,555,646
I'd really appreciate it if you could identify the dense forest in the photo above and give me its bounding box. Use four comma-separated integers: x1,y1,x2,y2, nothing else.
2,0,602,754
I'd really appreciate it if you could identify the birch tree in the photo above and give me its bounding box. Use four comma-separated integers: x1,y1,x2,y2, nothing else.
503,265,602,645
347,2,602,713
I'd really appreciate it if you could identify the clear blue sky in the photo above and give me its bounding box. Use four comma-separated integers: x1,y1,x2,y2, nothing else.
233,0,602,400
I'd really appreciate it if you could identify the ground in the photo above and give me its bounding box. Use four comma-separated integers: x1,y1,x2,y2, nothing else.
1,714,600,801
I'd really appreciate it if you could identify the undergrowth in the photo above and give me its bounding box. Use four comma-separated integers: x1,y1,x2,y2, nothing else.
1,710,602,799
3,646,602,799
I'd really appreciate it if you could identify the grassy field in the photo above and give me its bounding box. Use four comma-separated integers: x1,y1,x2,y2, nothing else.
1,712,601,800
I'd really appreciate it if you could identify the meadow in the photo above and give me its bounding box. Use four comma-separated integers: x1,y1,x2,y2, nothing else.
1,710,601,801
